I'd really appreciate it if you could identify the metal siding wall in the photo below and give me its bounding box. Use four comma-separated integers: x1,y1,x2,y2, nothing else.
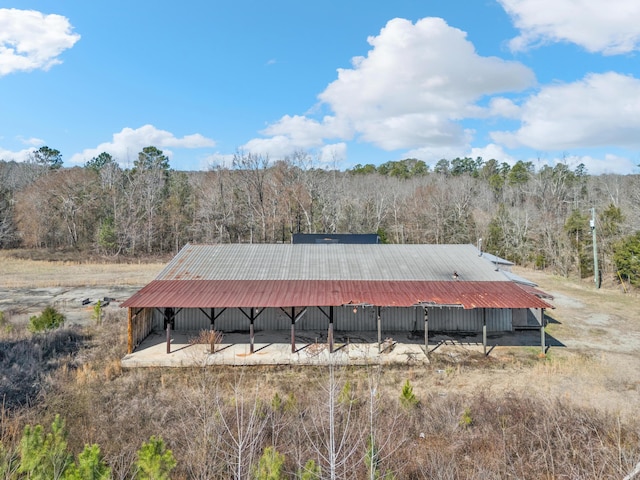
299,307,333,330
429,307,481,332
428,308,512,332
152,308,163,330
336,306,375,331
155,306,512,333
381,306,422,331
487,309,513,332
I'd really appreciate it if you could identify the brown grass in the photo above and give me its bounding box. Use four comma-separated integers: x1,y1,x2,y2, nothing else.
0,249,164,288
1,257,640,478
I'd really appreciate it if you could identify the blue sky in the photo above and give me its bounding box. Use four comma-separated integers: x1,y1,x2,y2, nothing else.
1,0,639,174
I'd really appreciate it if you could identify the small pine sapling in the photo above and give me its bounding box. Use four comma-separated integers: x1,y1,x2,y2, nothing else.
399,380,418,409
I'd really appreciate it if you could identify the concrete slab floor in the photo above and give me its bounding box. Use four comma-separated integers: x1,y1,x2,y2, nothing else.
121,329,550,368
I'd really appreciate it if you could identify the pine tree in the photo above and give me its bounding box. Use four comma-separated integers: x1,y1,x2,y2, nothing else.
18,415,72,480
135,436,176,480
253,446,285,480
65,444,111,480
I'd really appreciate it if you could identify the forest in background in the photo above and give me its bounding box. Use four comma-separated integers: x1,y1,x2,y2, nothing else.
1,146,639,286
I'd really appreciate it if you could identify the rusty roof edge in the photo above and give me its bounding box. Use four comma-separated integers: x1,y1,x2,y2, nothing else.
120,280,553,310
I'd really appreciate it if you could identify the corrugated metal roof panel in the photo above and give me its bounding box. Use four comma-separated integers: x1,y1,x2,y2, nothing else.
121,280,553,310
500,270,538,287
516,283,554,300
154,244,509,282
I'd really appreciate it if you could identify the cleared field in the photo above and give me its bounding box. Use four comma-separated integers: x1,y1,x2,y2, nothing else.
0,250,164,288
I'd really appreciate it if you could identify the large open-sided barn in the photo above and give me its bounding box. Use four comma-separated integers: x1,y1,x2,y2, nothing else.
121,243,553,359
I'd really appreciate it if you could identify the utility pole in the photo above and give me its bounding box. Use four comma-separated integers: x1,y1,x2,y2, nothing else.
590,207,600,289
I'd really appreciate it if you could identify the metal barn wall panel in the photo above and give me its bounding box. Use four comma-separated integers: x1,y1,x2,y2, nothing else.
487,309,513,332
511,308,528,328
429,307,474,332
428,308,512,332
379,306,423,331
152,306,512,333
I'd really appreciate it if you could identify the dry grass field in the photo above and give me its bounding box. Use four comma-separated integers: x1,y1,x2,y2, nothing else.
1,251,639,478
0,249,165,288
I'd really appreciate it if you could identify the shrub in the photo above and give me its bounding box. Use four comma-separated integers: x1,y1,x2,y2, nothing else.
189,329,224,353
92,300,102,325
459,407,473,428
28,306,65,333
0,310,12,333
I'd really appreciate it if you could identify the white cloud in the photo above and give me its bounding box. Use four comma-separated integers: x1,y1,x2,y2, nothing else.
0,146,35,162
0,8,80,75
404,143,475,166
261,115,351,147
491,72,640,150
202,153,234,170
488,97,521,119
243,17,534,157
319,143,347,166
499,0,640,54
530,153,637,175
468,144,516,164
68,125,215,166
570,153,638,175
241,136,302,160
319,17,534,150
18,136,45,146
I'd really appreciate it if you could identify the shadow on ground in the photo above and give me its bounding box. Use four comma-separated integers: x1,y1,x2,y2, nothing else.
122,328,563,368
0,328,89,409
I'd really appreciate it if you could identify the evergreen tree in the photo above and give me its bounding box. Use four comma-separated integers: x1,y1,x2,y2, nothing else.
297,459,321,480
253,446,285,480
18,415,72,480
65,444,111,480
134,436,176,480
613,231,640,287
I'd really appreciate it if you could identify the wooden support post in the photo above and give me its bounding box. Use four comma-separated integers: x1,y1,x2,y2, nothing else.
210,308,215,331
127,308,133,354
540,308,546,354
291,307,296,354
329,306,334,353
483,308,487,356
250,307,255,354
377,306,382,353
424,307,429,356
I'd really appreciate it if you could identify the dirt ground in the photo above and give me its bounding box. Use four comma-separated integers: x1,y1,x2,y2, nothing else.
1,251,638,421
0,250,164,325
443,267,640,423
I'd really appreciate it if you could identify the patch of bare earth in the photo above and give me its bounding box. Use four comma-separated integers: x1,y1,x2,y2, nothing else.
0,250,164,326
422,267,640,422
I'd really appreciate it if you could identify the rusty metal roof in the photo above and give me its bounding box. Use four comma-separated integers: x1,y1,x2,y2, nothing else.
121,280,553,309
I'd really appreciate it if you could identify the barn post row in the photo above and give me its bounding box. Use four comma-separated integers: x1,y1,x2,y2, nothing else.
121,242,553,359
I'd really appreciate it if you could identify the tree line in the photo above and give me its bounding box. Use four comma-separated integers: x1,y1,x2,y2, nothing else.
1,146,639,285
